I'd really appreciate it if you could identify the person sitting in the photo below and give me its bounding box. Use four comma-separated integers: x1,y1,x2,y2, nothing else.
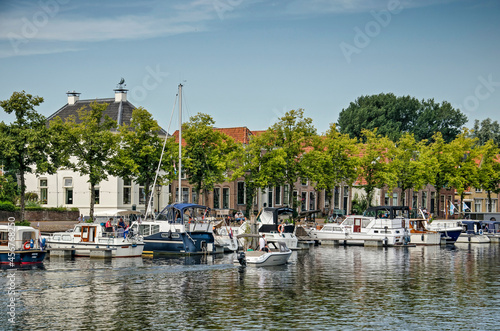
259,234,270,253
118,218,126,229
105,218,114,233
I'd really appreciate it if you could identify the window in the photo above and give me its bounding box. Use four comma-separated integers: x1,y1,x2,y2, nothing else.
223,188,229,209
392,193,398,206
182,187,189,203
334,186,340,208
475,188,482,193
267,186,273,207
384,193,389,206
275,186,281,206
213,188,220,209
422,192,427,210
301,178,308,186
412,192,418,210
301,191,307,211
474,199,482,212
64,177,73,205
309,191,315,210
237,182,245,205
123,179,131,204
486,199,497,213
192,188,198,204
325,190,332,209
284,185,290,206
139,184,146,205
40,179,48,204
94,187,100,205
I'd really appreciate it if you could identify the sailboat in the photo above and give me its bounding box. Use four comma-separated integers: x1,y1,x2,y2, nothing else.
131,84,222,255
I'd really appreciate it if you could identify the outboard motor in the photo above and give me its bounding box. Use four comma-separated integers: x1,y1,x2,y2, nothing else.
237,251,246,267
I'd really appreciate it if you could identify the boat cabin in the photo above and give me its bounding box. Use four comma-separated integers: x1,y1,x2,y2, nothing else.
481,220,500,234
0,225,40,250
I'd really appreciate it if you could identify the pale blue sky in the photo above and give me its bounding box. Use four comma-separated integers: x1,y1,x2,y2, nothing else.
1,0,499,134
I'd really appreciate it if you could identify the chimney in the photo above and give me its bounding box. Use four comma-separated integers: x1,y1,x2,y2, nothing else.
66,91,80,105
114,78,128,102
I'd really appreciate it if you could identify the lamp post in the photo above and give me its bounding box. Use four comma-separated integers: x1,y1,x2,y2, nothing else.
156,184,162,214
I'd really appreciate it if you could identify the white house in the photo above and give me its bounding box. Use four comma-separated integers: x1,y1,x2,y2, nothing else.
24,85,169,217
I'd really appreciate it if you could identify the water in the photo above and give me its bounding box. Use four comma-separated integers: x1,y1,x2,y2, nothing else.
2,243,499,330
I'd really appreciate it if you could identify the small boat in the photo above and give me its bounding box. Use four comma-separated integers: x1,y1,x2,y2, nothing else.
213,220,239,252
234,234,292,267
256,207,299,250
45,223,144,257
406,218,442,245
424,219,463,245
132,203,222,255
480,220,500,242
311,206,409,246
0,225,46,265
456,220,490,243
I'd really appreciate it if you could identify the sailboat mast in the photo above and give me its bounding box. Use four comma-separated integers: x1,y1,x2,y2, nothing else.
178,83,183,202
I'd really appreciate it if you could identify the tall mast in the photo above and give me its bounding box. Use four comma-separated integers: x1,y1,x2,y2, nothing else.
178,83,183,202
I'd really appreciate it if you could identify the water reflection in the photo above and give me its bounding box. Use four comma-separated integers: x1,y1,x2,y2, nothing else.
1,244,499,330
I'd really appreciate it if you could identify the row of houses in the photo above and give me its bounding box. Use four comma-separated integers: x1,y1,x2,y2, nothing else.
23,86,500,219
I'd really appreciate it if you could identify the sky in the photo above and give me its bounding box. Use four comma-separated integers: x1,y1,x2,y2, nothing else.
0,0,499,135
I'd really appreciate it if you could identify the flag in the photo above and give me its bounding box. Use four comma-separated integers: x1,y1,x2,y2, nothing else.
463,201,470,211
449,202,455,215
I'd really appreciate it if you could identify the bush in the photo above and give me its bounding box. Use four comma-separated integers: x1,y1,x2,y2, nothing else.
0,201,16,212
15,220,31,226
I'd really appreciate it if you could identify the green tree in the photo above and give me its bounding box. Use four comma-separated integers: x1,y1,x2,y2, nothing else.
471,118,500,147
389,133,430,206
114,107,174,214
413,99,467,143
0,172,18,203
477,140,500,212
303,124,358,208
337,93,467,143
252,109,317,208
0,91,57,221
51,102,118,220
356,129,395,207
183,113,242,206
446,130,480,216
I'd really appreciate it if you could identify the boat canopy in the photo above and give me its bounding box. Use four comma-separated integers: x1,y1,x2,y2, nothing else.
259,207,294,225
364,206,410,219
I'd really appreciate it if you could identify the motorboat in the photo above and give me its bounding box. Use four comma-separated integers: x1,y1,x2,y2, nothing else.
424,219,463,245
256,207,299,250
131,203,223,255
481,219,500,242
406,218,442,245
234,234,292,267
45,222,144,257
0,224,46,265
456,220,490,243
311,210,408,246
213,220,239,252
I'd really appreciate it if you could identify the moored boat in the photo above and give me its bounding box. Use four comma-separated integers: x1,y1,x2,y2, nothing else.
256,207,299,250
0,224,46,265
424,219,463,245
456,220,490,243
480,220,500,242
45,222,144,257
234,234,292,267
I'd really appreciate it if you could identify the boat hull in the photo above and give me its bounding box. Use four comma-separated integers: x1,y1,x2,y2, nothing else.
244,250,292,267
0,250,46,264
409,232,442,245
46,241,144,257
142,232,217,255
456,234,490,243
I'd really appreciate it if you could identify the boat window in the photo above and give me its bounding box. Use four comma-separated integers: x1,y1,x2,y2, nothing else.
361,219,371,228
22,231,34,242
374,230,379,233
62,235,71,241
139,225,150,236
74,226,81,233
343,219,354,226
395,230,400,234
0,231,8,246
151,225,160,234
385,231,391,234
53,235,61,240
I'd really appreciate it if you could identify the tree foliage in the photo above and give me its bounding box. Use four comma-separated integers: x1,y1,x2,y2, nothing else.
114,107,173,214
183,113,242,205
338,93,467,143
51,102,118,219
472,118,500,147
476,140,500,212
0,91,55,220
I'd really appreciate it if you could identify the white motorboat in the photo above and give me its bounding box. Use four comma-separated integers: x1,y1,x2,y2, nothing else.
213,220,239,252
406,218,442,245
256,207,299,250
311,208,409,246
455,220,490,243
45,223,144,257
0,224,47,265
234,235,292,267
425,219,464,244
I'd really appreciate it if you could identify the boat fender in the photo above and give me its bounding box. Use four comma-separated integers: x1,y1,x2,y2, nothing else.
23,241,31,250
479,229,483,235
278,224,284,234
30,238,34,248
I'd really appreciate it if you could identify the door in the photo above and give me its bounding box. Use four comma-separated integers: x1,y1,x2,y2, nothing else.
353,218,361,232
81,226,96,243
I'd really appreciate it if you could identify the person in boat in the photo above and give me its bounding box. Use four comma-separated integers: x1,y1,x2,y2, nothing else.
118,218,126,229
105,218,114,232
259,234,270,253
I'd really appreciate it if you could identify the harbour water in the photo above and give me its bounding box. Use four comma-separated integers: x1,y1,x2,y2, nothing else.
2,243,499,330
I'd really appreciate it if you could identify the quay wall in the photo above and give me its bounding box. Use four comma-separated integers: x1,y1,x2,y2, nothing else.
0,210,79,222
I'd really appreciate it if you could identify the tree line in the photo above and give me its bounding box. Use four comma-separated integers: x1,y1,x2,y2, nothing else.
1,91,499,221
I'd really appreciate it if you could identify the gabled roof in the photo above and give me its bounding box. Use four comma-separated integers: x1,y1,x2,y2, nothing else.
215,127,253,144
47,97,167,135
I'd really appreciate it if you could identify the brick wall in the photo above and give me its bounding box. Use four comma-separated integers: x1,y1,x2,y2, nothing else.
0,210,80,222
